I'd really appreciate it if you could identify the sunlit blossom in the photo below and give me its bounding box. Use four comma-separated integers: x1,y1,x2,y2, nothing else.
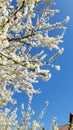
0,0,69,129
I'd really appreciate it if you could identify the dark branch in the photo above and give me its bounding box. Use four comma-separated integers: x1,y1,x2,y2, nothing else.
1,1,25,30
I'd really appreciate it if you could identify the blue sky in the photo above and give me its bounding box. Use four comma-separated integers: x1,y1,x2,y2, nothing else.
30,0,73,129
8,0,73,129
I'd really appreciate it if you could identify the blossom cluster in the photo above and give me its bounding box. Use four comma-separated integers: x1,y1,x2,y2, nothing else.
0,0,70,129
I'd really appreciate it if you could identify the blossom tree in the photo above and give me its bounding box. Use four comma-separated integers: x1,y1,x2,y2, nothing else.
0,0,70,129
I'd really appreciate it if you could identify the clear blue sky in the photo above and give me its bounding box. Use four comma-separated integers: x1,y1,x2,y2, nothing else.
11,0,73,129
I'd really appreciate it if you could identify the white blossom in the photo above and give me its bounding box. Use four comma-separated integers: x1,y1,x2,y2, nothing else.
0,0,70,129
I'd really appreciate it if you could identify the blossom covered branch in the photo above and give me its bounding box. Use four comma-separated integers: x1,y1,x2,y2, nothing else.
0,0,70,129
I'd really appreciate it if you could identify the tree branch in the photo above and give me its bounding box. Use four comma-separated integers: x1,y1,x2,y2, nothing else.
1,1,25,30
